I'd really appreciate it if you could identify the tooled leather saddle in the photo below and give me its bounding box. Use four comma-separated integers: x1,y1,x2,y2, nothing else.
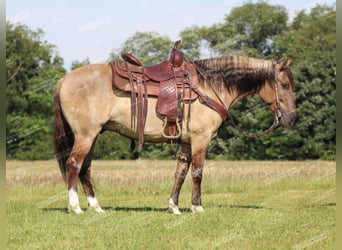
109,40,226,149
109,41,197,147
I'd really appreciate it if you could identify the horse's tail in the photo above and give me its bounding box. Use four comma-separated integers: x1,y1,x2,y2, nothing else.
53,78,74,182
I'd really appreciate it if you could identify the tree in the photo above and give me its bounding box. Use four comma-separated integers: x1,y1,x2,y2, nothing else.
276,4,336,160
201,1,288,57
6,22,66,159
109,31,173,65
71,57,91,70
179,26,203,60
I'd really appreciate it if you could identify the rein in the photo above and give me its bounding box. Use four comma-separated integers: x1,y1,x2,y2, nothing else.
189,57,282,138
227,82,282,138
227,111,281,138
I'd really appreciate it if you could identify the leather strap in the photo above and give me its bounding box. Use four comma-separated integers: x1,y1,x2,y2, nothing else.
126,63,136,130
137,76,144,146
199,95,227,121
123,63,148,149
190,84,227,121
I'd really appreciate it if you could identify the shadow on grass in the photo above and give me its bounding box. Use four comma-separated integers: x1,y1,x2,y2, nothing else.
42,207,68,213
41,206,193,213
320,202,336,207
308,202,336,208
218,204,269,209
220,202,336,210
103,206,192,213
42,203,300,213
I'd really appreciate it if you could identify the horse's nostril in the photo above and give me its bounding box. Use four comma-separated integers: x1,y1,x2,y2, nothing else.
290,120,294,127
290,116,296,127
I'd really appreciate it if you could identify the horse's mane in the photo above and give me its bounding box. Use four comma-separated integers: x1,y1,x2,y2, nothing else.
193,56,276,95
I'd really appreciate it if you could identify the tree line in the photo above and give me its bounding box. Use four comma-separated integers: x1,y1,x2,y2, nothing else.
6,2,336,160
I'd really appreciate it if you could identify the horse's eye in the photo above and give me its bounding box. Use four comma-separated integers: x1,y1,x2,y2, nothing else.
281,83,289,90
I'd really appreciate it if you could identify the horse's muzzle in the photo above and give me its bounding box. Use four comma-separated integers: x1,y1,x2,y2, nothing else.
279,109,297,128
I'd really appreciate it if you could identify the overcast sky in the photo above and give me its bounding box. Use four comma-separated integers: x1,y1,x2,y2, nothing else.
6,0,335,70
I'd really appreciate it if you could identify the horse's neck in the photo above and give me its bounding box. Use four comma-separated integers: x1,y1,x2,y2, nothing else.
201,82,240,111
228,92,252,110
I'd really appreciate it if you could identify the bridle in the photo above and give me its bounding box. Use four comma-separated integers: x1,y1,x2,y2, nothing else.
226,81,282,138
191,57,282,138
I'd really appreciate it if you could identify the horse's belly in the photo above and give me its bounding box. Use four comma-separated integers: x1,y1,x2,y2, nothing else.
103,115,167,143
106,94,193,144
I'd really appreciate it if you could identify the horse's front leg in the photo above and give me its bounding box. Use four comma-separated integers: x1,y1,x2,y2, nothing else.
190,140,209,213
168,144,191,214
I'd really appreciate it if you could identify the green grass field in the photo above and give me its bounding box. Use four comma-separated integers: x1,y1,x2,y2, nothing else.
7,160,335,249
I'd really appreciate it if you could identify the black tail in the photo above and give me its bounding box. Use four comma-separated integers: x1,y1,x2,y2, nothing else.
53,79,74,182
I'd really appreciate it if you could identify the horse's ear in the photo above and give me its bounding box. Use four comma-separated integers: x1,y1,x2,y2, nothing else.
279,59,292,70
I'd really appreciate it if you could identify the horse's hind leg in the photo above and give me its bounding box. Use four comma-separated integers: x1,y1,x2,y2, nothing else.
66,135,97,214
168,144,191,214
79,139,105,213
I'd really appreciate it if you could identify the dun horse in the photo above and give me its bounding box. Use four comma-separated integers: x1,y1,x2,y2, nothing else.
54,45,296,214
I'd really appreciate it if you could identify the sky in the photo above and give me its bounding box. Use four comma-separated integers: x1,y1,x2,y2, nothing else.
6,0,335,70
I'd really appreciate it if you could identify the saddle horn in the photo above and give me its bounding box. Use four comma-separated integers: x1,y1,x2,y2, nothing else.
171,40,183,67
173,40,181,50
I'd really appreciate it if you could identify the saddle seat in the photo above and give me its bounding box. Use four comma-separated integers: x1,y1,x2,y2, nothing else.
112,60,196,100
121,53,182,82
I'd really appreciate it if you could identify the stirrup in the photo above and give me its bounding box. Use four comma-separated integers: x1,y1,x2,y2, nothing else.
162,117,182,139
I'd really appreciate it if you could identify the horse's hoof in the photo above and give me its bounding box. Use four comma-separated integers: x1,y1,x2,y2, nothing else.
89,206,106,213
87,197,105,213
168,198,182,215
191,205,204,213
68,205,84,214
168,206,182,215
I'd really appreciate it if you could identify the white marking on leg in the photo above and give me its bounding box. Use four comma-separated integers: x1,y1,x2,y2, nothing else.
68,187,83,214
87,196,105,213
191,204,204,213
71,157,80,169
168,198,182,215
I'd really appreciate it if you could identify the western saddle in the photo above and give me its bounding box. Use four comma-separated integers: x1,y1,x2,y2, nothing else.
109,40,226,149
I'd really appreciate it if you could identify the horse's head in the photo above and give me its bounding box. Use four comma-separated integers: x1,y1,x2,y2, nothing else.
259,59,297,128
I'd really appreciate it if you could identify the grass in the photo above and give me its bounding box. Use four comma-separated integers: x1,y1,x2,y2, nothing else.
7,160,336,249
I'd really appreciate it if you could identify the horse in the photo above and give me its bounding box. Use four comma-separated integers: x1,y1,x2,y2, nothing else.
53,54,296,214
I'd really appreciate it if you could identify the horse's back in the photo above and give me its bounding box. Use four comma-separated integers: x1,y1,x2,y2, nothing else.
60,64,112,94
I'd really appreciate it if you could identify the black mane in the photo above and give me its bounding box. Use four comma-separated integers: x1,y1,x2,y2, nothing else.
194,56,276,95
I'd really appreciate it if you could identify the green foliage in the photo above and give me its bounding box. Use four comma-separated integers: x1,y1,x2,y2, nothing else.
6,22,66,159
6,115,55,159
201,1,288,57
179,26,203,60
70,57,91,70
93,132,132,160
276,5,336,61
109,31,173,65
6,2,336,160
279,4,336,160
